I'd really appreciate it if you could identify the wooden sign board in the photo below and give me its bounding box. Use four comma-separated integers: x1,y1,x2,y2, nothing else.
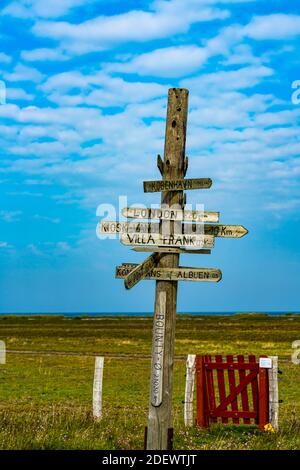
120,233,214,249
203,224,248,238
124,253,160,290
132,247,211,255
143,178,212,193
100,220,248,239
151,291,166,407
122,207,219,223
116,264,222,282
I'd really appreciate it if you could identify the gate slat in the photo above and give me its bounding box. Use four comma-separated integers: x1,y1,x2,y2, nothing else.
215,355,228,424
196,355,208,427
249,355,258,424
237,355,250,424
210,410,256,419
227,355,239,424
214,371,258,412
205,355,217,423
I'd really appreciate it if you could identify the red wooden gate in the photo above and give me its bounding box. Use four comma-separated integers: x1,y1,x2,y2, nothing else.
195,355,269,430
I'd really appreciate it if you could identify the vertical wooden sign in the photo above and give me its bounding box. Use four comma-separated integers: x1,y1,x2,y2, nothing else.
150,291,166,407
147,87,188,450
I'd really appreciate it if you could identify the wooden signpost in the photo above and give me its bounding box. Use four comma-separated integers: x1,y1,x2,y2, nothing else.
98,88,248,450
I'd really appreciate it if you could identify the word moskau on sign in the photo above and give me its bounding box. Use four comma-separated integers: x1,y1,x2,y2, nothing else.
99,221,248,238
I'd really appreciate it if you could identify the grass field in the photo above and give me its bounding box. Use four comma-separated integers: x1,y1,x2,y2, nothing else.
0,314,299,450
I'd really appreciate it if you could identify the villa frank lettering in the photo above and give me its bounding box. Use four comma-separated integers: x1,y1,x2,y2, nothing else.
121,233,214,248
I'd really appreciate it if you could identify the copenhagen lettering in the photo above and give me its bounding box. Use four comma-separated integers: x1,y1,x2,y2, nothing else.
144,178,212,192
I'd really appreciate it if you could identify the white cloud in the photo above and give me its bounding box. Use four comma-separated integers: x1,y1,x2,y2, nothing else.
0,241,13,248
245,14,300,40
31,1,230,54
21,48,69,62
106,45,209,78
0,210,22,222
181,65,274,92
33,214,60,223
2,0,97,19
41,71,168,107
264,199,300,211
0,52,11,64
7,88,34,101
4,64,45,83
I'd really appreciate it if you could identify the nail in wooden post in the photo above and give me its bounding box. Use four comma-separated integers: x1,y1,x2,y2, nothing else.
146,88,189,450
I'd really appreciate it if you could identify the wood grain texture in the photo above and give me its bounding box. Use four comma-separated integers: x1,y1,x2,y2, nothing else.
124,253,161,290
122,207,219,223
143,178,212,192
120,233,214,248
132,247,211,255
147,88,188,450
100,220,247,238
116,264,222,282
150,291,166,407
184,354,196,427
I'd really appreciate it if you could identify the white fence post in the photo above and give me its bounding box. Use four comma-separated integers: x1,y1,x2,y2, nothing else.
184,354,196,427
0,341,5,364
268,355,279,430
93,356,104,420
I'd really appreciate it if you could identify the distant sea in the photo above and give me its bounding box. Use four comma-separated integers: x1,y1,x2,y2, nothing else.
1,311,299,317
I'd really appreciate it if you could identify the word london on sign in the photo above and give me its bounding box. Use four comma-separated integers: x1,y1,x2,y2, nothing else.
98,88,248,451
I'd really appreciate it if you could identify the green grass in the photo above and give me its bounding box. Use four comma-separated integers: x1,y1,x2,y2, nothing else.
0,314,299,450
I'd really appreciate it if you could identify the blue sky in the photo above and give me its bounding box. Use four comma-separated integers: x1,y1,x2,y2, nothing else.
0,0,300,313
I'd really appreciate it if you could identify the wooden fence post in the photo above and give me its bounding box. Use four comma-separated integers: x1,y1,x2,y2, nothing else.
93,356,104,419
184,354,196,427
268,356,279,430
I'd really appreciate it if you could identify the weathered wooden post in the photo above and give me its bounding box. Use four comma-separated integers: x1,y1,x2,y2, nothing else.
268,356,279,430
93,356,104,419
146,88,188,450
184,354,196,427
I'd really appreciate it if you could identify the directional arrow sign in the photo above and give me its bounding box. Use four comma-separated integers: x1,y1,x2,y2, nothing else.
143,178,212,193
120,233,214,249
116,264,222,282
124,253,161,290
99,220,248,239
122,207,219,223
202,224,248,238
